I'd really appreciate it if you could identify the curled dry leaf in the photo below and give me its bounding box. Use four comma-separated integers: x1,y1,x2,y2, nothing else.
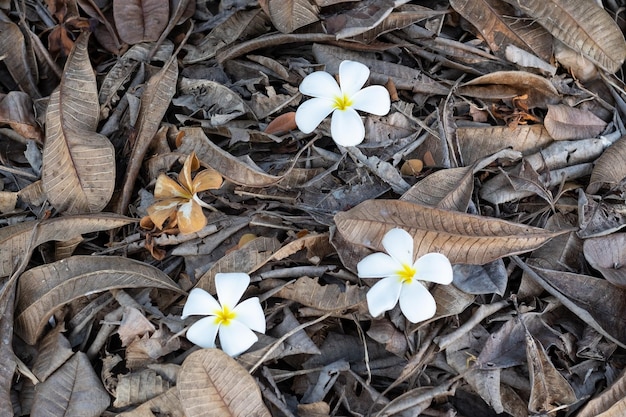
42,32,115,214
0,91,43,142
0,20,40,98
457,70,560,108
544,104,607,140
113,0,170,44
450,0,553,62
15,256,182,344
587,135,626,194
30,352,110,417
400,166,473,212
577,368,626,417
0,213,136,278
177,349,271,417
583,234,626,288
334,199,566,265
502,0,626,73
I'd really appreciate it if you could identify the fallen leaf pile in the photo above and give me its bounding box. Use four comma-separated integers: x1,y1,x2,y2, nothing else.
1,0,626,416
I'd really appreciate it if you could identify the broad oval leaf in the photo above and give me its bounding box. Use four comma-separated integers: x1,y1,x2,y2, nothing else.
583,234,626,288
333,199,566,265
15,255,182,344
502,0,626,73
178,349,271,417
113,0,170,44
0,213,136,278
267,0,319,34
42,32,115,214
30,352,110,416
587,134,626,194
544,104,606,140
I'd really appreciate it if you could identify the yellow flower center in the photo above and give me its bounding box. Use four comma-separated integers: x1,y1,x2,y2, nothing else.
397,263,417,284
333,93,353,111
214,305,236,326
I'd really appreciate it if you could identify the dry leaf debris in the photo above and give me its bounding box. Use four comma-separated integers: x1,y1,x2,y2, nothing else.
3,0,626,415
357,228,453,323
182,273,265,357
295,60,391,146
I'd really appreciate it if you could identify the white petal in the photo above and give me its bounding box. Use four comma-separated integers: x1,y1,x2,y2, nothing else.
185,317,219,348
181,288,221,318
232,297,266,333
330,108,364,146
215,273,250,308
339,61,369,97
399,281,436,323
219,320,259,356
295,98,335,134
382,228,414,266
357,252,401,278
414,253,453,284
366,277,403,318
351,85,391,116
299,71,341,98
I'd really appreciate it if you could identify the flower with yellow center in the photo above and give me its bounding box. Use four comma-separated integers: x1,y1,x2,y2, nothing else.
181,273,266,357
295,60,391,147
357,228,453,323
147,152,222,234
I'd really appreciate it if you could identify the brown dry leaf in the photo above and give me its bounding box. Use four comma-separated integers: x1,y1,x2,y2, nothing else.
450,0,552,61
264,111,297,135
117,387,185,417
267,0,319,33
502,0,626,73
182,8,269,63
587,135,626,194
525,332,576,413
577,368,626,417
30,352,110,416
271,276,368,313
116,56,178,215
0,213,136,278
15,256,181,345
0,20,40,98
113,0,169,44
334,199,566,265
178,127,286,187
0,92,43,142
177,349,271,417
400,166,473,212
544,104,607,140
458,70,560,108
457,124,553,165
583,234,626,288
42,32,115,214
118,306,157,347
113,368,171,408
31,324,73,382
195,236,281,293
312,43,449,95
521,263,626,347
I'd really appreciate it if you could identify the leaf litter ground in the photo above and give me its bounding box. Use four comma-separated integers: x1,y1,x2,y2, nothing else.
2,1,626,416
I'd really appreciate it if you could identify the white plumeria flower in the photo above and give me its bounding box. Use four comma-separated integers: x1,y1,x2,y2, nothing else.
295,60,391,147
181,272,266,357
357,228,453,323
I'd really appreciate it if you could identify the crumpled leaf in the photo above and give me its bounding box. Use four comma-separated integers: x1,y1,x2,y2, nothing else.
0,20,40,98
587,134,626,194
42,32,115,214
453,259,508,296
177,349,271,417
30,352,110,416
583,233,626,288
544,104,606,140
15,256,182,344
334,199,567,265
0,91,43,142
0,213,136,278
502,0,626,73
